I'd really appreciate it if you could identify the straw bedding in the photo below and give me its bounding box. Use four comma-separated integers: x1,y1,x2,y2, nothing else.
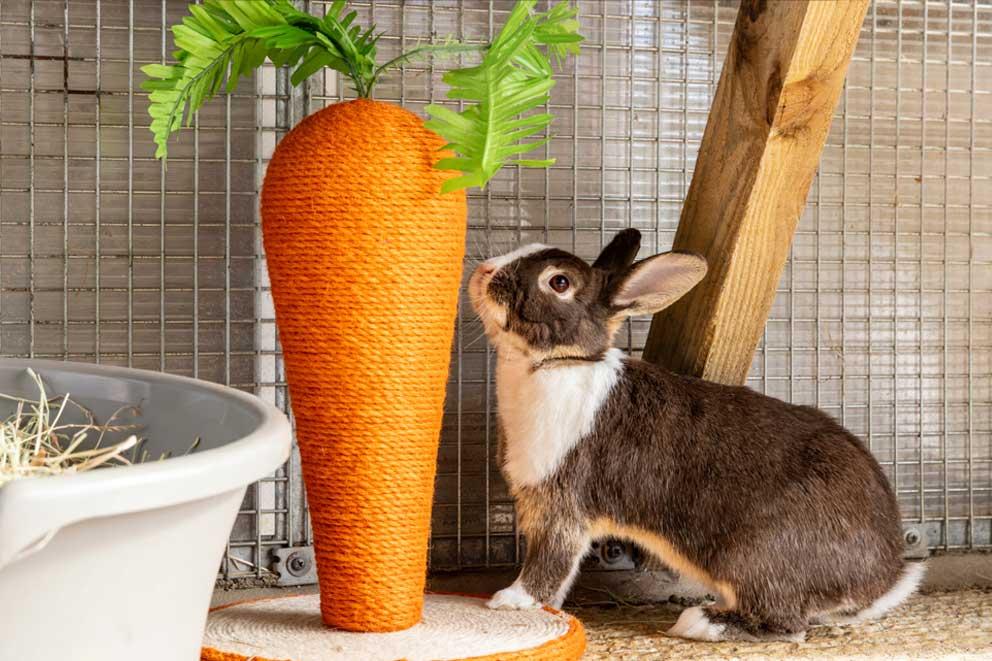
575,588,992,660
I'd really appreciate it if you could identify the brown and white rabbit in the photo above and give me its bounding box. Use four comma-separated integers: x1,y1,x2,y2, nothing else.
469,229,923,642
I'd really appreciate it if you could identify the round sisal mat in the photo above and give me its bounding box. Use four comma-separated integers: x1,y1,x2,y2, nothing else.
200,593,585,661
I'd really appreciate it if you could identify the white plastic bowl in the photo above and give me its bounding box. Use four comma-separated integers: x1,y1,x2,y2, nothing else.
0,359,292,661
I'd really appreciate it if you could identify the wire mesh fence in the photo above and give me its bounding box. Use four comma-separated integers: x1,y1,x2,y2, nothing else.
0,0,989,581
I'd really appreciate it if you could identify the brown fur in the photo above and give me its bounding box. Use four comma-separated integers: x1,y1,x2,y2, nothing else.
485,247,617,357
511,359,906,635
478,229,911,640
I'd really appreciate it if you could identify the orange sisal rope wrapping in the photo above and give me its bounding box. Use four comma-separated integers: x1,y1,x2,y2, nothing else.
260,98,467,632
199,594,586,661
199,617,584,661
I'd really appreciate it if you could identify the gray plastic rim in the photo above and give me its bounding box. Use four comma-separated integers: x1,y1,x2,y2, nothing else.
0,358,292,570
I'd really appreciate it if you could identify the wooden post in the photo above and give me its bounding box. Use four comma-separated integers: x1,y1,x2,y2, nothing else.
642,0,869,385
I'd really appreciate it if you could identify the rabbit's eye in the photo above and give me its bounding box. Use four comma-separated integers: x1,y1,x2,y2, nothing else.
549,274,570,293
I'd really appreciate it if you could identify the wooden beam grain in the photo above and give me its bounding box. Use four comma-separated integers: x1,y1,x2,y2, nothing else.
642,0,869,385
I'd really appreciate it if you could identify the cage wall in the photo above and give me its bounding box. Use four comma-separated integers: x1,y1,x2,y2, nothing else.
0,0,989,582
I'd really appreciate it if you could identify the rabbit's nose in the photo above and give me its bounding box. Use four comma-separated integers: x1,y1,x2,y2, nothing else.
477,264,496,277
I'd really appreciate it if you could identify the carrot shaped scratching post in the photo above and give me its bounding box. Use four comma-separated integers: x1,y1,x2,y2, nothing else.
261,99,466,632
142,0,583,644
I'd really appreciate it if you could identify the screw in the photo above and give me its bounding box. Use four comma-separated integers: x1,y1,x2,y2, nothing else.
904,530,921,546
603,540,626,564
286,552,310,576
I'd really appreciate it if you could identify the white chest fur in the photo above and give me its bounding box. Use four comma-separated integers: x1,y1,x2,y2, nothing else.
496,348,623,487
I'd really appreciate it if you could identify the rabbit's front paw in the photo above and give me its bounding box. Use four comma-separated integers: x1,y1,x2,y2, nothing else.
487,582,540,610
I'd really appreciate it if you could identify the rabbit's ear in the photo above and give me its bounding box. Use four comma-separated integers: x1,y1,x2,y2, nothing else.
609,251,707,317
593,228,641,274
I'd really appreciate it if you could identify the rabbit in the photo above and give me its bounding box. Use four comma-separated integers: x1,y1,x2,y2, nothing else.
468,228,924,642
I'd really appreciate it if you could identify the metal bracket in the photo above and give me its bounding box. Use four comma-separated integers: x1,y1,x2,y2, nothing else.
273,546,317,586
903,523,936,560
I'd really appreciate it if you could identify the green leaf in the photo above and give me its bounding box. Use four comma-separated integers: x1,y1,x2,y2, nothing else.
172,24,221,55
269,43,309,68
250,25,315,49
226,42,245,93
434,157,475,171
245,39,270,73
143,0,379,159
513,158,556,167
425,1,582,192
328,0,347,19
217,0,284,30
291,47,334,86
440,172,486,194
187,4,231,41
140,63,178,79
535,1,583,62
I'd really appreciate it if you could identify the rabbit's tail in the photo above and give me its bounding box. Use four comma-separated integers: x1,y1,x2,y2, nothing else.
818,561,926,626
856,561,927,621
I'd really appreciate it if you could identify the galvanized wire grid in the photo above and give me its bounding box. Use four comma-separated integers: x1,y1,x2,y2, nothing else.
0,1,989,581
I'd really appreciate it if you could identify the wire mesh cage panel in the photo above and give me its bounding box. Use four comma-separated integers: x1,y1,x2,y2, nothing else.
0,0,989,582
